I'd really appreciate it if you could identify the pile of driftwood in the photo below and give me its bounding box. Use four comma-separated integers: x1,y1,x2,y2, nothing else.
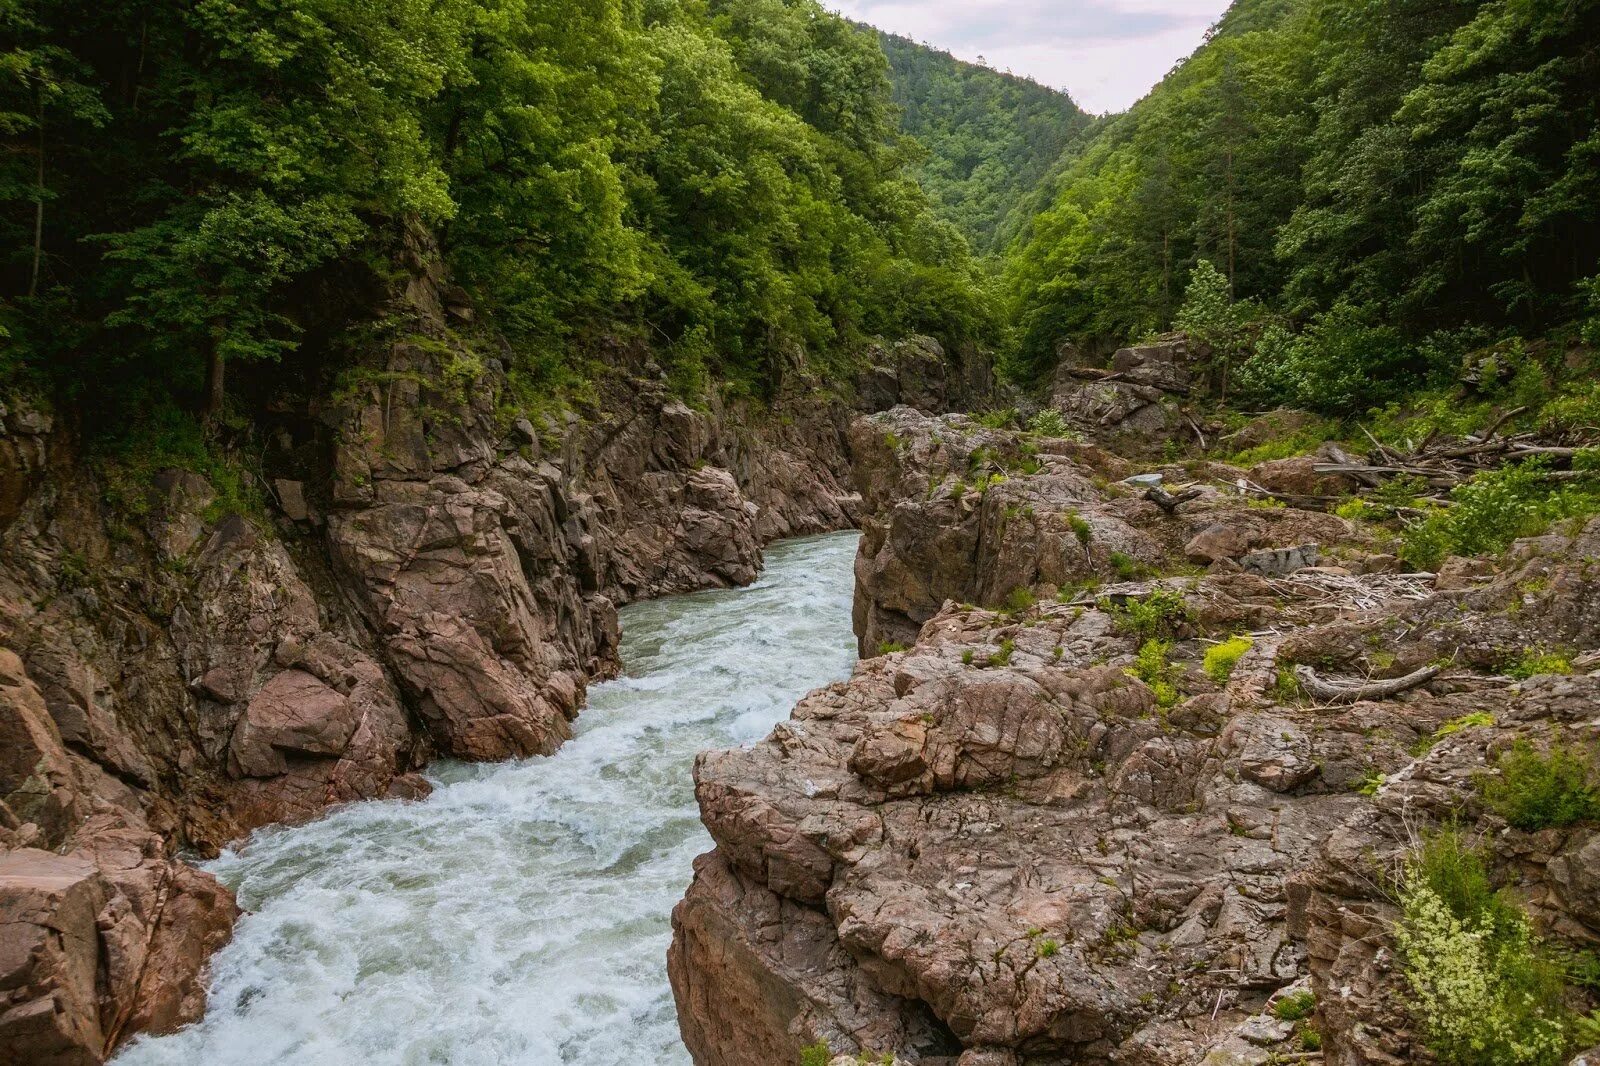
1312,409,1595,491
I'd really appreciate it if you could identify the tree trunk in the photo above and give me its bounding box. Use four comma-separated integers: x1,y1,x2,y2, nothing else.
28,102,43,298
203,349,226,420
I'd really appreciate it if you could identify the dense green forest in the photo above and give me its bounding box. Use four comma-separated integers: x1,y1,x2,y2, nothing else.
874,31,1090,252
1005,0,1600,407
0,0,997,426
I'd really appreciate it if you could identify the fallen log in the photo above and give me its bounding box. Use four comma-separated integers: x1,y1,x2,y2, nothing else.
1145,486,1204,514
1293,663,1441,704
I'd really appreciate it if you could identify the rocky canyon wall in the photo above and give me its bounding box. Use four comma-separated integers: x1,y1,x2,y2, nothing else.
0,256,980,1062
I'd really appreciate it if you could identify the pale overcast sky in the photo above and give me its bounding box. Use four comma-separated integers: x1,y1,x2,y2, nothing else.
828,0,1231,114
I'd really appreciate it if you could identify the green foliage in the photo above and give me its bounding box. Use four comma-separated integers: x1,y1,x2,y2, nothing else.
1273,989,1316,1022
1001,587,1037,615
1,0,996,424
1401,460,1600,571
1397,830,1574,1066
1108,551,1151,581
1104,588,1190,641
1027,409,1072,438
1480,741,1600,832
1202,636,1253,684
1128,639,1180,709
799,1041,833,1066
1003,0,1600,396
1506,649,1575,682
874,32,1088,252
877,641,909,656
986,639,1015,668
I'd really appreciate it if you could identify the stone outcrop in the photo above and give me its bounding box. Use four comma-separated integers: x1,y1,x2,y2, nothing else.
1049,336,1202,456
849,406,1355,656
671,410,1600,1065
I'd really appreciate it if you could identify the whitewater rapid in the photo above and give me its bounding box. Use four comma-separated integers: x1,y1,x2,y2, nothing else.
115,531,861,1066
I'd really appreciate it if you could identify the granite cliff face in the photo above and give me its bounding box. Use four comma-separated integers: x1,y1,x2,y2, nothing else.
0,254,981,1060
670,397,1600,1065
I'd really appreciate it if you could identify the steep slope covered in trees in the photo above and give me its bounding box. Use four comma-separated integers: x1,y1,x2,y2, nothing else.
0,0,996,431
1005,0,1600,399
876,31,1091,252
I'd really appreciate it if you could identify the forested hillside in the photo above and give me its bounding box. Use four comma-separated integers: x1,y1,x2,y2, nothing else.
1005,0,1600,405
876,31,1090,252
0,0,996,432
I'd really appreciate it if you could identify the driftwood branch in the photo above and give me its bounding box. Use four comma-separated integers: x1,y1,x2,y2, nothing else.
1145,486,1204,514
1293,664,1441,704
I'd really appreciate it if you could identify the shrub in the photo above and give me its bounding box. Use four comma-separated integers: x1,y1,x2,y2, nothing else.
1506,648,1575,681
1066,513,1093,545
1203,636,1253,684
799,1041,833,1066
1397,830,1571,1066
987,639,1015,667
1400,460,1600,571
1480,740,1600,830
1027,409,1072,438
1002,587,1038,614
1103,588,1191,640
1128,639,1180,708
877,642,909,656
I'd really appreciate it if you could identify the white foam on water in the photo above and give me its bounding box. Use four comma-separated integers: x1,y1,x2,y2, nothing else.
114,531,861,1066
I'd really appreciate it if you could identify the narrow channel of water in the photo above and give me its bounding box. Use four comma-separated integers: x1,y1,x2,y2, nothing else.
115,531,861,1066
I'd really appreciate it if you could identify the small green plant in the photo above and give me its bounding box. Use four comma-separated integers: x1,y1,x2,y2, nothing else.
1202,635,1253,684
1299,1028,1323,1051
1066,513,1093,545
1506,648,1575,681
877,641,909,655
1480,740,1600,830
799,1041,833,1066
1396,829,1573,1066
975,408,1019,429
1127,639,1180,708
1273,989,1316,1022
987,639,1016,668
1108,551,1151,580
961,649,975,666
1103,588,1191,640
1027,409,1073,438
1036,938,1060,958
1002,587,1038,615
1357,768,1387,796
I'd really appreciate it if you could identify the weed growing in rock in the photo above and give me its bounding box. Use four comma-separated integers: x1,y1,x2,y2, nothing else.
1397,829,1572,1066
1108,551,1151,580
1274,989,1316,1022
1035,938,1060,958
877,642,909,655
1027,409,1075,438
1066,513,1093,545
1103,588,1190,641
1506,648,1575,680
1480,740,1600,830
1202,636,1253,684
1002,587,1037,615
987,639,1016,667
1128,639,1180,708
799,1041,834,1066
961,649,975,666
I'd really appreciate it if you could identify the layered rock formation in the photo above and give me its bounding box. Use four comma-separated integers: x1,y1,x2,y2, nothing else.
671,408,1600,1065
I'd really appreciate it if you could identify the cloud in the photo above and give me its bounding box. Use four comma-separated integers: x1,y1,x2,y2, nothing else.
828,0,1229,113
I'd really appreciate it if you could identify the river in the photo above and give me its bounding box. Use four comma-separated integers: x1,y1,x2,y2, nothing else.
114,531,861,1066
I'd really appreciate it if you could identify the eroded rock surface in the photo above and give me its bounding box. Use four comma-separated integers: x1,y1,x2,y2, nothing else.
672,410,1600,1065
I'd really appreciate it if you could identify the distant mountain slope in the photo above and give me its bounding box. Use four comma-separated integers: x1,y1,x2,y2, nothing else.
876,31,1091,253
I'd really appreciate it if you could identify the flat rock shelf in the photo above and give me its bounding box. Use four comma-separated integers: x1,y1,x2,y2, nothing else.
114,532,862,1066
